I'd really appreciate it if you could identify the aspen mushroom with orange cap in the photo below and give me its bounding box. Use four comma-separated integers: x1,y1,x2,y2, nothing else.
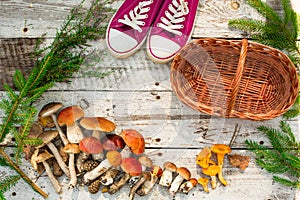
80,117,116,160
202,164,220,189
63,143,81,188
169,167,191,196
31,149,62,194
77,136,103,172
211,144,231,186
121,129,145,156
57,105,84,144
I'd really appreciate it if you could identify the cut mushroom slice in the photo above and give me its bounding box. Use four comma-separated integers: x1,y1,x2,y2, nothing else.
78,136,103,172
31,149,62,194
179,178,198,194
169,167,191,196
57,105,84,144
129,172,151,200
198,177,209,193
211,144,231,186
38,102,69,145
80,117,116,160
37,130,70,177
202,164,220,189
159,162,177,187
63,143,81,189
136,165,163,196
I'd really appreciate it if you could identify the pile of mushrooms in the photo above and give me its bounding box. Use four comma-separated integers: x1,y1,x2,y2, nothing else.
26,102,231,198
196,144,231,192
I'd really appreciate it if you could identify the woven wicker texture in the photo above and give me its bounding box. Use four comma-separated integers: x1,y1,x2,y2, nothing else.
170,38,299,120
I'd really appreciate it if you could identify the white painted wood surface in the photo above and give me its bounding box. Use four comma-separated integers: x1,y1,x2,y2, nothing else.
0,0,299,200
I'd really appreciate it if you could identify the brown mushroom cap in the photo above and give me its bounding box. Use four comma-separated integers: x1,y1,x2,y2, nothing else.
121,157,142,176
121,129,145,155
80,117,116,132
176,167,191,180
106,151,122,167
163,162,177,172
31,149,53,171
202,165,220,176
188,178,198,187
151,165,163,177
57,105,84,126
211,144,231,155
138,156,153,169
39,131,59,144
101,134,125,151
63,143,81,154
79,137,103,154
39,102,63,118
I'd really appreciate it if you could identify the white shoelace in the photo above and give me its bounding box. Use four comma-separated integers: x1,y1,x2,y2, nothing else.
118,0,153,33
157,0,189,36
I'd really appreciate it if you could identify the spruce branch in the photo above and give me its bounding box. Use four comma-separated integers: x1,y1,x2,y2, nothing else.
228,0,300,65
0,0,113,198
246,122,300,188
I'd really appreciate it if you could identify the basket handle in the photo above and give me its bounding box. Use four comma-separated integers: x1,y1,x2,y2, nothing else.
226,39,248,117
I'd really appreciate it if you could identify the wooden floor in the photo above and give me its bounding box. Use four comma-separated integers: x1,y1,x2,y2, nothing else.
0,0,299,199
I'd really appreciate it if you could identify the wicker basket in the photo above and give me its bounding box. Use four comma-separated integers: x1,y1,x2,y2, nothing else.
170,38,299,120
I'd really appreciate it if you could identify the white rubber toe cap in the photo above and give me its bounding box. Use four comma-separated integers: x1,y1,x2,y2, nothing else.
107,29,138,55
148,35,180,61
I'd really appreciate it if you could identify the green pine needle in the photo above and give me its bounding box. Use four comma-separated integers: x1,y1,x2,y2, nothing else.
0,175,21,194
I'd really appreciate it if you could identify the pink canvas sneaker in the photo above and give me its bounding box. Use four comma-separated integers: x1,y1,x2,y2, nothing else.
106,0,163,58
146,0,199,63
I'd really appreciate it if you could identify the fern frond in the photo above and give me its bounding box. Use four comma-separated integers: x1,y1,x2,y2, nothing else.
0,175,21,194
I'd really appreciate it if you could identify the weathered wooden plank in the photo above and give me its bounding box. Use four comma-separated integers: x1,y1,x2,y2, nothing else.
1,149,297,200
0,0,262,39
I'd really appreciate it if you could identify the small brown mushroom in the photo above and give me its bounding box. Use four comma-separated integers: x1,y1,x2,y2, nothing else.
211,144,231,186
159,162,177,187
198,177,209,193
38,102,68,145
63,143,81,188
31,149,62,193
179,178,198,194
57,105,84,144
37,131,70,177
202,164,220,189
169,167,191,196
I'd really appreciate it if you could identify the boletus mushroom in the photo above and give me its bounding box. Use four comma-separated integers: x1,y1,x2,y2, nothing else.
169,167,191,196
179,178,198,194
159,162,177,187
63,143,81,188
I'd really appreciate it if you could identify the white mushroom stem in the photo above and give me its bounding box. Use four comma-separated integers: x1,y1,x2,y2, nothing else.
76,152,90,173
42,160,62,194
51,114,69,146
67,122,84,144
136,174,160,196
169,175,185,196
82,159,111,185
159,169,173,187
47,142,70,177
68,153,77,189
92,153,104,161
108,172,131,194
129,173,149,200
179,180,196,194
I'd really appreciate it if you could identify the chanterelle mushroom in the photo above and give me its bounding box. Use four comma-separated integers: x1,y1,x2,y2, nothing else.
211,144,231,186
38,102,68,145
198,177,209,193
57,105,84,144
169,167,191,196
196,147,215,168
31,149,62,194
80,117,116,160
159,162,177,187
202,164,220,189
37,131,70,177
63,143,81,188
